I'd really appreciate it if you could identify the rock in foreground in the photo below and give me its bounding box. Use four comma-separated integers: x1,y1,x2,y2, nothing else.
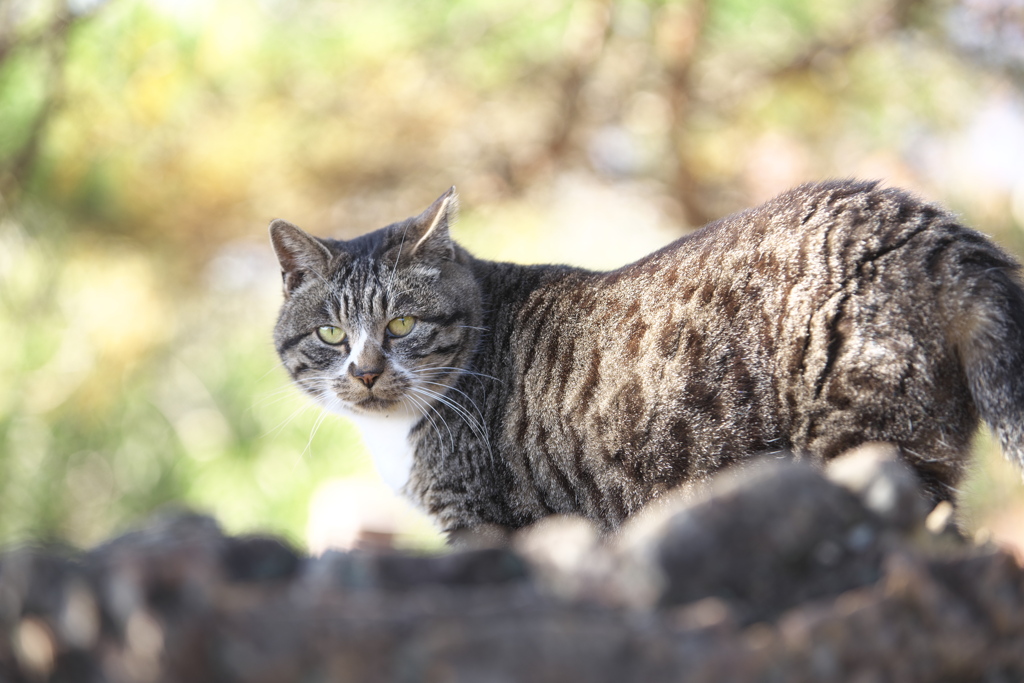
1,449,1023,682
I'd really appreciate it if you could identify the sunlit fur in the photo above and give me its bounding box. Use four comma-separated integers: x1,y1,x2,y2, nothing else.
272,181,1024,537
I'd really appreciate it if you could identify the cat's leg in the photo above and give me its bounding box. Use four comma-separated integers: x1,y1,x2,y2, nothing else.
801,417,974,507
790,288,980,505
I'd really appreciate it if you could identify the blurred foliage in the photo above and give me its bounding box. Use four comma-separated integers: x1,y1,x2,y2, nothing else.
1,0,1024,550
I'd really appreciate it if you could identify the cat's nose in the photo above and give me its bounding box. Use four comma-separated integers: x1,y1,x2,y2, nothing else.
350,365,383,388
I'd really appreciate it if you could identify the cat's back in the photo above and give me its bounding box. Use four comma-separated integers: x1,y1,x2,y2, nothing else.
615,179,949,289
477,179,992,520
590,178,992,355
488,180,928,409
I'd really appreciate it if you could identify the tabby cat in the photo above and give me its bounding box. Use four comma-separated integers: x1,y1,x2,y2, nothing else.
270,180,1024,537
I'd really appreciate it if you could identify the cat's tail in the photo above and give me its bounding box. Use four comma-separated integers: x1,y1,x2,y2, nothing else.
957,246,1024,473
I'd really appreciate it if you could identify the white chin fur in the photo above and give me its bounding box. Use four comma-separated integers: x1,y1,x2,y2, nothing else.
331,402,419,498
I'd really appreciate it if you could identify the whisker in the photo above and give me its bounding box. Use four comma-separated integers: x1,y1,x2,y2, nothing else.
410,386,493,465
261,383,335,439
251,386,305,410
418,365,504,385
257,359,290,382
411,365,504,406
251,376,336,410
300,399,333,461
405,392,453,460
416,379,487,426
388,223,411,291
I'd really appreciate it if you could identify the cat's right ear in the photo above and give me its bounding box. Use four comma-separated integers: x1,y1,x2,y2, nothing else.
269,219,333,296
406,187,458,261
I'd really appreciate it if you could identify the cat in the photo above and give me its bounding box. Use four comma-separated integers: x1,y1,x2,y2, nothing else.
270,180,1024,539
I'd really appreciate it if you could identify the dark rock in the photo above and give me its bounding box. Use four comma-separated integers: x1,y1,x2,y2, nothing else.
0,457,1022,682
223,536,302,583
653,459,888,622
825,442,933,531
315,547,530,593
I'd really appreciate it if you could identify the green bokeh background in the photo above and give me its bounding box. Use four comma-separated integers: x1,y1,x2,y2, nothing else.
2,0,1023,552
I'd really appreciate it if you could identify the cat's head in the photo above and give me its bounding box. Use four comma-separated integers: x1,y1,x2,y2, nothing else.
270,188,483,417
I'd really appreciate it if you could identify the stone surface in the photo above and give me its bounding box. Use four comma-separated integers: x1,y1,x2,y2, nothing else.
1,456,1023,682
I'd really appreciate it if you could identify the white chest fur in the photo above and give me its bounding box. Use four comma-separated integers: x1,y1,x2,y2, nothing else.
344,410,419,496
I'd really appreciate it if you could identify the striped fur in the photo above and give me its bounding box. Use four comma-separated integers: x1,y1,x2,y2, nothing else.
271,181,1024,535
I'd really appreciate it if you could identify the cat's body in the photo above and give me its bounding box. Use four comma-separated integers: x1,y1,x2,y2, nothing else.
271,180,1024,536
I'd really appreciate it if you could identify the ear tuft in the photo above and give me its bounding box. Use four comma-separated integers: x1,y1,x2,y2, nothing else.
407,187,458,261
268,219,333,295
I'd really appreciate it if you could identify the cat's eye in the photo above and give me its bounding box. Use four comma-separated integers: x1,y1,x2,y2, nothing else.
317,325,347,345
386,316,416,338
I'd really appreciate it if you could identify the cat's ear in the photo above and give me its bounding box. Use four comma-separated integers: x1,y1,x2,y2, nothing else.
405,187,458,261
269,219,333,296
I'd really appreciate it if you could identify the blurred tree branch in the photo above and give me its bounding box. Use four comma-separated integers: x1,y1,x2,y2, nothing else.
943,0,1024,89
655,0,935,227
0,0,110,200
763,0,928,81
0,1,67,64
545,0,615,164
505,0,615,190
656,0,711,229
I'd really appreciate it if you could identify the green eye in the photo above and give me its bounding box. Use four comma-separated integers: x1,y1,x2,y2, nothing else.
386,316,416,338
317,325,347,345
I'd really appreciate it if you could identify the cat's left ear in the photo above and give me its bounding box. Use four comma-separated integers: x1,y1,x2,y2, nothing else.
405,187,458,261
269,219,334,296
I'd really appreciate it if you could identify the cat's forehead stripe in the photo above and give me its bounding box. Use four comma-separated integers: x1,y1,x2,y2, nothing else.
326,260,399,325
322,299,335,319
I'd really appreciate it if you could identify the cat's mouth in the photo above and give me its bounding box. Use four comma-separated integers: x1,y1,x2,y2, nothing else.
352,396,401,412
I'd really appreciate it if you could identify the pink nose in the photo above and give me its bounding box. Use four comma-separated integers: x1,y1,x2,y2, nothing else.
350,366,382,388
